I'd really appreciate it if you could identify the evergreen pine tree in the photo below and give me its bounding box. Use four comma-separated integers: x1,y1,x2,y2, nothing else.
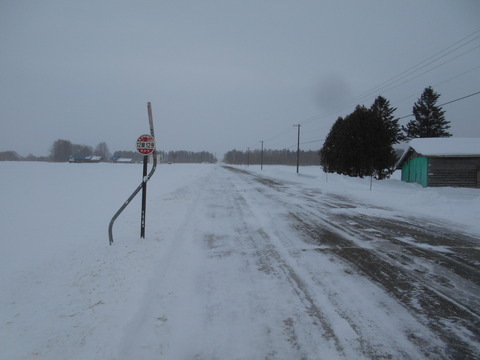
370,96,402,144
320,116,346,174
320,104,398,179
402,86,451,139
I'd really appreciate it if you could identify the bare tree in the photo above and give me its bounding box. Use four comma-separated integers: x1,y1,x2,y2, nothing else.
94,142,111,160
50,139,73,162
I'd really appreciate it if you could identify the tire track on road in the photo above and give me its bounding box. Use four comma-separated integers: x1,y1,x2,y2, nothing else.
224,165,480,359
225,166,443,359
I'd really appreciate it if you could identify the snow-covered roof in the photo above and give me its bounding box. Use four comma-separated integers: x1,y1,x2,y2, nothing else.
395,137,480,169
408,137,480,157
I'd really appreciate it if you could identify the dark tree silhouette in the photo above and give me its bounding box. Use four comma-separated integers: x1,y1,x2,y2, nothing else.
402,86,451,139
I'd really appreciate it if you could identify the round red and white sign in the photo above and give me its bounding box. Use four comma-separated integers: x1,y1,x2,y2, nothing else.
136,134,155,155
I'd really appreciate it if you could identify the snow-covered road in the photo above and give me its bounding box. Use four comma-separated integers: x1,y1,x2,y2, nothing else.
1,162,479,359
116,165,480,359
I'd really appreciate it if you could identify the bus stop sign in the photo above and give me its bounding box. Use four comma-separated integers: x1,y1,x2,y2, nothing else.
136,134,155,155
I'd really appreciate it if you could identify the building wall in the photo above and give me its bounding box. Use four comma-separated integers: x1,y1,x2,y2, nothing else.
402,157,428,187
428,157,480,188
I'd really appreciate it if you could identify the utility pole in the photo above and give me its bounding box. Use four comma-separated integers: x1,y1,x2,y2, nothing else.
293,124,301,173
260,140,264,170
247,147,250,167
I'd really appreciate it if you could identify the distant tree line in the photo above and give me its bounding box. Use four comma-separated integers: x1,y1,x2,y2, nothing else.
0,151,22,161
223,149,320,166
319,86,451,179
1,138,217,164
49,140,112,162
0,151,49,162
224,86,450,176
111,150,216,163
111,150,144,162
159,151,217,163
2,86,451,176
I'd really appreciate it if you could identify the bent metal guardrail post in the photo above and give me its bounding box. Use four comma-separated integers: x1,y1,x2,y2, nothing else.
108,102,157,245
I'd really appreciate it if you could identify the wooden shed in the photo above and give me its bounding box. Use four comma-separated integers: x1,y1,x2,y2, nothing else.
396,138,480,188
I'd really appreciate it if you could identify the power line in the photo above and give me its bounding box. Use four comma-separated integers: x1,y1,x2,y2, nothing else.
398,113,414,120
282,89,480,149
251,29,480,153
262,88,480,150
270,88,480,150
368,32,480,96
368,44,480,100
301,28,480,128
300,139,324,145
394,64,480,106
439,90,480,107
434,64,480,88
398,90,480,120
326,29,480,116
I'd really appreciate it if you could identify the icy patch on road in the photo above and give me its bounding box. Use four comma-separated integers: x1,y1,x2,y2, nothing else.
395,236,454,253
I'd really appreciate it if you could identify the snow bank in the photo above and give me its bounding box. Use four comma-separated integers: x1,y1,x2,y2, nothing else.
243,164,480,236
0,162,213,359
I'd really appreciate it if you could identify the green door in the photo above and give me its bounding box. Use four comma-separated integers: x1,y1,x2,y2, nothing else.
402,157,428,187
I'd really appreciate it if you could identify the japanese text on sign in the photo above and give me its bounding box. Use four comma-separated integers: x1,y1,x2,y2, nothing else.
136,134,155,155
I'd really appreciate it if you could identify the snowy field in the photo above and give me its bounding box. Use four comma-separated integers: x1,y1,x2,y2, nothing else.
1,161,479,359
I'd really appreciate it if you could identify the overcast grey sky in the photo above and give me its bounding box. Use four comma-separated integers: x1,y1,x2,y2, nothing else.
1,0,479,157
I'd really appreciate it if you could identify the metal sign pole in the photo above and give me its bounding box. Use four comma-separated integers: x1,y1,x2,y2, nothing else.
108,102,157,245
140,155,148,238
